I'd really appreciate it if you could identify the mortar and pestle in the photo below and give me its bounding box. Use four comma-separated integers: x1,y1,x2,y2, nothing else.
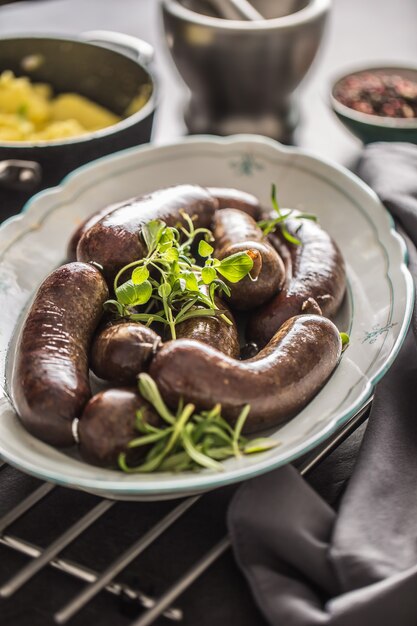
161,0,330,142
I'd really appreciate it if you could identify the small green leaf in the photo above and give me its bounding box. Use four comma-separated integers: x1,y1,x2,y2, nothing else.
243,438,280,454
159,241,172,253
142,220,166,254
164,247,179,263
103,299,126,317
340,332,350,352
184,272,199,292
158,282,172,299
212,279,231,297
160,227,175,244
131,266,150,285
217,252,254,283
179,254,193,267
201,266,217,284
198,240,214,258
281,224,301,246
116,279,153,306
181,428,224,471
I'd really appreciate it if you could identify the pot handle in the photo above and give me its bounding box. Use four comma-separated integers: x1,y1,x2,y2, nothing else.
0,160,42,192
80,30,154,68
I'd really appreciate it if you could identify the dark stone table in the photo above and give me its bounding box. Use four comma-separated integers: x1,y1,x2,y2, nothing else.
0,1,416,625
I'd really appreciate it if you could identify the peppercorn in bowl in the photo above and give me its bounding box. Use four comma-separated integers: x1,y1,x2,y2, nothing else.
330,65,417,144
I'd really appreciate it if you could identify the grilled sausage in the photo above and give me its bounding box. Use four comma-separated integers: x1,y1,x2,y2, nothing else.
213,208,285,310
12,262,108,446
76,185,217,282
150,315,341,433
90,322,161,384
68,186,259,265
69,187,260,263
207,187,261,219
175,296,240,358
248,215,346,347
67,199,128,261
78,388,161,467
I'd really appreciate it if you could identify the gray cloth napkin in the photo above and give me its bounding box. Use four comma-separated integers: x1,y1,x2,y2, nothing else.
228,143,417,626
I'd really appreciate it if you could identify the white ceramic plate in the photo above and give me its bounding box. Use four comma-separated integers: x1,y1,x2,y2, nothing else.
0,135,413,500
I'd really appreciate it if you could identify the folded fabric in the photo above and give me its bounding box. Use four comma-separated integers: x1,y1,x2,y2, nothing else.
228,142,417,626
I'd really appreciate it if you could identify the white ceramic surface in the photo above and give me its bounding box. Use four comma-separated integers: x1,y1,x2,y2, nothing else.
0,135,413,500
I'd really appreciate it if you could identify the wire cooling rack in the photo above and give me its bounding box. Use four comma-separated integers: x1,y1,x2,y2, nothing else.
0,399,370,626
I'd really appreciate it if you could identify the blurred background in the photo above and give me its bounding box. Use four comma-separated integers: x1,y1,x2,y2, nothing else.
0,0,415,167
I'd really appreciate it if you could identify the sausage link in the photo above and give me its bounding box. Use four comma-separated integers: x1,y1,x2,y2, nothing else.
67,199,128,262
90,321,161,384
68,186,260,262
174,295,240,358
248,215,346,347
76,185,217,282
12,262,108,446
207,187,261,219
78,388,160,467
150,314,342,433
213,208,285,310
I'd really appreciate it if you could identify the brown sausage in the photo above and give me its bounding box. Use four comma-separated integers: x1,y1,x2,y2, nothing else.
68,186,260,263
78,388,161,467
174,295,240,358
247,215,346,347
67,199,129,262
150,315,342,433
76,185,217,282
213,208,285,310
12,262,109,447
207,187,261,219
90,321,162,384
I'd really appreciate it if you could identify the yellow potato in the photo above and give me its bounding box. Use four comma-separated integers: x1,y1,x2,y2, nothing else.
0,70,51,126
32,82,53,100
0,71,126,142
51,93,120,131
0,112,35,141
31,119,88,141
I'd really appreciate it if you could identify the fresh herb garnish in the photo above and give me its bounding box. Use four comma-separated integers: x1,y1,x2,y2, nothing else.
340,332,350,351
118,374,279,473
258,183,317,243
105,213,254,339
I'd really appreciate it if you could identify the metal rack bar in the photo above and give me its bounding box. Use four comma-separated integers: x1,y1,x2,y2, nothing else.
132,537,231,626
54,495,200,624
0,499,114,598
0,533,182,621
0,482,55,533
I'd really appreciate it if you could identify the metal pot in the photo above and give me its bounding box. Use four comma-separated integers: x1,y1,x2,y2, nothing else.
0,31,157,220
161,0,330,142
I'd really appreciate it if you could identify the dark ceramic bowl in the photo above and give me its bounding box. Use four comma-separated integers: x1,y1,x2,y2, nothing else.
0,31,158,219
330,65,417,144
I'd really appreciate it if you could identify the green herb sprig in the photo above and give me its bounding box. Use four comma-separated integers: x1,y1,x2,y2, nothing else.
118,374,279,473
104,213,254,339
258,183,318,244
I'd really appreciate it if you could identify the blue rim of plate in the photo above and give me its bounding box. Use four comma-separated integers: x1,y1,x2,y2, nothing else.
0,134,414,495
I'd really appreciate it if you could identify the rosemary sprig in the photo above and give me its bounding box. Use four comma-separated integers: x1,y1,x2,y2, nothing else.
105,213,254,339
258,183,318,243
118,374,280,474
